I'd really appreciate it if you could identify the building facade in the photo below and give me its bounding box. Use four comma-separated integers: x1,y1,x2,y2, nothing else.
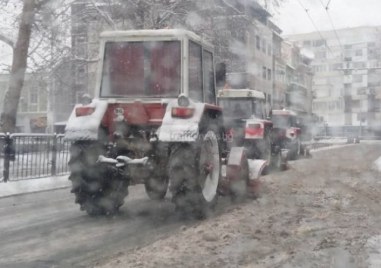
287,26,381,133
0,73,48,133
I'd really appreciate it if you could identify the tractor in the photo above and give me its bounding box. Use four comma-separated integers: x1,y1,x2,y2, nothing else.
64,29,265,218
271,109,303,160
217,88,287,170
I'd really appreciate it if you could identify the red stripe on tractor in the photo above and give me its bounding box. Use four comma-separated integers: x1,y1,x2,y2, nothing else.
245,127,264,136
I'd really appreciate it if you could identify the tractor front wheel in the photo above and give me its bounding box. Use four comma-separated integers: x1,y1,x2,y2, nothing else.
144,175,168,200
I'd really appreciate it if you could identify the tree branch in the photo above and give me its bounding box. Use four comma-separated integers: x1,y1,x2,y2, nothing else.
88,0,117,30
0,32,14,48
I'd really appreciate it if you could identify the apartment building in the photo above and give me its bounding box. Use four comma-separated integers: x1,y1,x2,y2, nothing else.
287,26,381,132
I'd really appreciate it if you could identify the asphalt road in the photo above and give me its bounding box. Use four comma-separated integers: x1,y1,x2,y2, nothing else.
94,141,381,268
0,184,194,268
1,142,376,268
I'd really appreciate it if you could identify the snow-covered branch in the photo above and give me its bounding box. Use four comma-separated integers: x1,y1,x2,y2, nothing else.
88,0,117,30
0,32,14,48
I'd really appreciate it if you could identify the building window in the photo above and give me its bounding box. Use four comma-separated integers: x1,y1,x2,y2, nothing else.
262,39,266,53
267,44,272,56
353,74,363,83
330,63,342,71
29,88,38,105
353,62,365,69
313,39,326,47
267,68,272,80
315,51,326,59
357,88,366,95
344,57,352,62
262,66,267,79
303,40,311,47
256,35,260,50
355,49,363,56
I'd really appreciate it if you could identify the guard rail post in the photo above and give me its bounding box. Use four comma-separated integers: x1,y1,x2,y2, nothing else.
3,133,15,182
51,133,57,176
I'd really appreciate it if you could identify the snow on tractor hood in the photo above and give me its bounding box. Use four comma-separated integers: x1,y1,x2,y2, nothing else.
64,99,108,141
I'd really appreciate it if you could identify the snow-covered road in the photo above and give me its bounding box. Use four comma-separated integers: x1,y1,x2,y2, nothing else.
0,142,380,267
95,142,381,268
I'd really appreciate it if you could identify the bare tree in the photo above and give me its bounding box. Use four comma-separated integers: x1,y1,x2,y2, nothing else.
0,0,37,133
0,0,72,132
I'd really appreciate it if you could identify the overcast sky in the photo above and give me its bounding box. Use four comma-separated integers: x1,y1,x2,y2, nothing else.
274,0,381,35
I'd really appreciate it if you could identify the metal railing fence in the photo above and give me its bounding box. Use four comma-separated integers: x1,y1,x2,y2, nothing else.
0,133,72,182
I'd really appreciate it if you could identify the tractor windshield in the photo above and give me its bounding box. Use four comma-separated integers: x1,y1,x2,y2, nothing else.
100,41,181,98
219,99,253,119
272,114,295,128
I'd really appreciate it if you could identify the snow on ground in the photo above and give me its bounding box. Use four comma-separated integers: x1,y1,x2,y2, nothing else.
366,235,381,268
0,175,70,198
372,156,381,172
94,143,381,268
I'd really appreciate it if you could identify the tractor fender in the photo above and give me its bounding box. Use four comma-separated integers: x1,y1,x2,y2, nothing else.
221,148,266,197
219,147,248,195
226,147,247,181
248,159,267,180
64,99,108,141
158,99,207,142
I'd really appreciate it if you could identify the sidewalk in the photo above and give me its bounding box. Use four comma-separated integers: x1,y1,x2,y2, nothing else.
0,175,70,198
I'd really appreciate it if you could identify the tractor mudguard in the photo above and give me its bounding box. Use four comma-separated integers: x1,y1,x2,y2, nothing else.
64,99,108,141
248,159,267,180
158,99,206,142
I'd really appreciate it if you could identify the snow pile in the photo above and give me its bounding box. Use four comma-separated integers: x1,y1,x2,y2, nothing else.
371,156,381,172
0,175,69,198
366,235,381,268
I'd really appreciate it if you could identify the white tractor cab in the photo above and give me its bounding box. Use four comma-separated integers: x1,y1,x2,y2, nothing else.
271,109,303,160
217,88,272,158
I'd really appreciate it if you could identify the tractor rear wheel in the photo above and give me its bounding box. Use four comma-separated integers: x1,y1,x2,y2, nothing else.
68,141,129,216
144,175,168,200
288,138,301,160
168,129,221,219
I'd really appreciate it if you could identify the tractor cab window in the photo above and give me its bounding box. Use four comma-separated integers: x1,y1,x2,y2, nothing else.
100,41,181,98
189,41,203,102
272,114,291,128
203,50,216,104
290,116,299,127
253,99,265,119
219,99,252,119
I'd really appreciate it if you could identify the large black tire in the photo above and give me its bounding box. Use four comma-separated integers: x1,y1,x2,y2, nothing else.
144,175,168,200
259,134,272,163
288,138,301,160
168,129,221,219
68,142,129,216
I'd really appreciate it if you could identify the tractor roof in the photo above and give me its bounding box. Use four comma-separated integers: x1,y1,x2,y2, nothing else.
100,29,213,50
217,89,265,100
272,109,298,116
